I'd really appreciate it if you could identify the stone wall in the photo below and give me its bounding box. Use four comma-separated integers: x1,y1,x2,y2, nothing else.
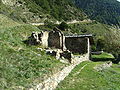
41,31,49,48
48,31,61,49
65,37,88,54
48,28,65,50
26,29,92,60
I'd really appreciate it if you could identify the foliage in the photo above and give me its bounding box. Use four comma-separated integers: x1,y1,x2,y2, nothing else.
92,52,115,59
96,36,106,51
74,0,120,25
104,27,120,62
44,20,56,29
68,21,109,35
58,22,69,31
0,0,87,23
30,0,87,21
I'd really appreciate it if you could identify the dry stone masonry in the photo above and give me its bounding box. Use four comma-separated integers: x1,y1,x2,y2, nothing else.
24,28,94,90
26,27,93,61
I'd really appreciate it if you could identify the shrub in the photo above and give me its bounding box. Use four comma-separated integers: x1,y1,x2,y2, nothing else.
58,22,68,31
44,20,56,29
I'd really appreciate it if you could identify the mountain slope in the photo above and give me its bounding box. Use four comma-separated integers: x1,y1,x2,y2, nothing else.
73,0,120,25
0,0,87,23
0,14,66,89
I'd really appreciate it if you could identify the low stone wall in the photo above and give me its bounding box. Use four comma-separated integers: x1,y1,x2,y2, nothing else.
28,54,89,90
94,62,112,71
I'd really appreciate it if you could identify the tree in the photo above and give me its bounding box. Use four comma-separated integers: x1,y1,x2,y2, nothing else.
44,20,55,29
96,36,105,51
58,22,69,31
104,27,120,63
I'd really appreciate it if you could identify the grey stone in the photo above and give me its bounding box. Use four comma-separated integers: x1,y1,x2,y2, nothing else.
60,50,73,63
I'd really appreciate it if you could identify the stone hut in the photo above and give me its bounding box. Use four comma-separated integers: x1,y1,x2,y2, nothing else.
65,34,93,54
27,29,94,60
27,28,66,50
65,34,94,60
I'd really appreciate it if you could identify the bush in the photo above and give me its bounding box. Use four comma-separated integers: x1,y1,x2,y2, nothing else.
44,20,56,29
96,36,105,51
58,22,68,31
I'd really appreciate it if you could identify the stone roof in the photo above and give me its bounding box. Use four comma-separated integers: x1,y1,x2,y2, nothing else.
65,34,93,38
65,34,94,44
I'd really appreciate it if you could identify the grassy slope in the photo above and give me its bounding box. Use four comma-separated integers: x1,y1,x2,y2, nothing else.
56,61,120,90
0,0,87,23
92,52,114,59
68,21,109,36
0,14,19,28
0,14,65,89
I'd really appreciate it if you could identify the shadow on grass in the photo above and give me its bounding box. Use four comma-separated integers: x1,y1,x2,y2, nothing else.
91,57,120,64
91,58,115,62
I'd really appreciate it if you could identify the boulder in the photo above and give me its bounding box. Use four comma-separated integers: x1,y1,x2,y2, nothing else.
60,50,73,63
26,32,42,45
46,50,57,57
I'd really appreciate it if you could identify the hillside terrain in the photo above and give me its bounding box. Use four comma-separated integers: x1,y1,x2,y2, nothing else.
57,61,120,90
0,14,66,89
0,0,87,23
0,0,120,89
1,0,120,25
73,0,120,25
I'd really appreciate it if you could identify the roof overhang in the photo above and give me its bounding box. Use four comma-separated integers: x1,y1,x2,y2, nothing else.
65,34,94,45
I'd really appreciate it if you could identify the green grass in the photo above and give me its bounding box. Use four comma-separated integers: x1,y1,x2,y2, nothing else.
0,14,19,28
56,61,120,90
0,15,66,89
68,21,109,36
92,52,115,59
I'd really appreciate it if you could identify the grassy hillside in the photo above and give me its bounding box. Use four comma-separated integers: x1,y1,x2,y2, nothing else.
0,0,87,23
0,14,19,28
24,0,87,21
56,61,120,90
0,0,120,89
67,21,110,36
0,14,66,89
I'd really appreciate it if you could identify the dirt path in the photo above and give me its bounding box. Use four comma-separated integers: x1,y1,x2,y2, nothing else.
73,63,89,76
29,55,89,90
29,19,92,26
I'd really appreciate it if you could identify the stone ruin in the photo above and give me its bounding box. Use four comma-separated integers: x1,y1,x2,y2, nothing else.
46,49,73,63
26,28,66,49
26,27,93,63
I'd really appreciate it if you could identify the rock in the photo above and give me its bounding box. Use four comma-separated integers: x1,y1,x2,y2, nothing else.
25,32,42,45
37,48,43,51
94,61,112,71
46,49,74,63
46,50,57,57
60,50,73,63
2,0,16,6
48,27,65,49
